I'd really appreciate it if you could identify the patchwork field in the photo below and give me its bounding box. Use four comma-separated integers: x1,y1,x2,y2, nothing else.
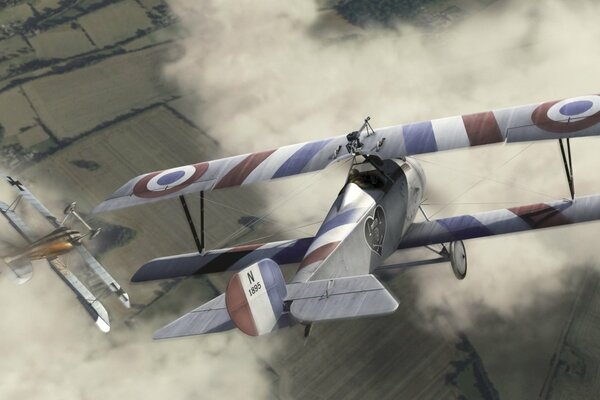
78,0,155,48
0,3,33,26
29,23,96,60
543,268,600,399
0,87,38,139
21,43,180,140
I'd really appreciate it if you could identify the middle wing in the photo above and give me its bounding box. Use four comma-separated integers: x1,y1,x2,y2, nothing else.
94,94,600,213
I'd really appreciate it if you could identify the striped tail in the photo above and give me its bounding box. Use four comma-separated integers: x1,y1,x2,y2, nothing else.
225,259,287,336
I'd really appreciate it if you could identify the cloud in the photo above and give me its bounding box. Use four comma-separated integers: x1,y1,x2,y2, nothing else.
3,1,600,398
163,0,600,332
0,179,272,398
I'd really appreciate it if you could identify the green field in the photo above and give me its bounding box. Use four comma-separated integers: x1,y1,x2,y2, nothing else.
79,0,154,48
29,23,96,59
21,44,179,140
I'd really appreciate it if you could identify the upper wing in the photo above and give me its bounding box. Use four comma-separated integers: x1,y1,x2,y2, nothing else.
5,176,61,228
94,94,600,213
132,237,313,282
398,194,600,249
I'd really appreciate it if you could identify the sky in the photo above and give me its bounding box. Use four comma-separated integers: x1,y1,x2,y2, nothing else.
3,0,600,398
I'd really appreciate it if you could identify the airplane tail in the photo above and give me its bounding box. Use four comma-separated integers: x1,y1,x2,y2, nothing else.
225,258,288,336
2,256,33,285
153,258,399,339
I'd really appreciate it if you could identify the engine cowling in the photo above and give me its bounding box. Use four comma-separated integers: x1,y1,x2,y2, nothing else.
449,241,467,280
225,258,287,336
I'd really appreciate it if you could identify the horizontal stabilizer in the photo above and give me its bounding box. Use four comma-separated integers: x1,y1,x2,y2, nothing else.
153,274,397,339
288,275,398,323
0,201,35,243
4,256,33,285
154,294,234,339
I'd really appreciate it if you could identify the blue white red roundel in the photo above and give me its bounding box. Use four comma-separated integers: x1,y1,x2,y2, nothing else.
133,163,209,198
532,95,600,133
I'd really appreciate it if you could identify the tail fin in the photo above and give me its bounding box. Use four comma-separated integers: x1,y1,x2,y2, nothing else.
3,256,33,285
225,259,287,336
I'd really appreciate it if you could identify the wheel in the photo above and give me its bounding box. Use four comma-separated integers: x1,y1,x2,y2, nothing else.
449,241,467,280
63,201,77,215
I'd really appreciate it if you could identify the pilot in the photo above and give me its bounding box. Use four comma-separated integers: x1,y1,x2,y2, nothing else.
349,168,371,189
349,168,361,184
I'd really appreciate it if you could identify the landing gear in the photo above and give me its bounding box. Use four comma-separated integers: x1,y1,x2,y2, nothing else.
63,201,77,215
448,241,467,280
61,202,102,240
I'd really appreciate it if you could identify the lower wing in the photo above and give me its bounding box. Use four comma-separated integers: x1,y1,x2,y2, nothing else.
47,257,111,333
145,194,600,338
132,194,600,282
398,194,600,249
131,237,313,282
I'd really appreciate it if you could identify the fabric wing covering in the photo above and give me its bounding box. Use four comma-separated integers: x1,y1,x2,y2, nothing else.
94,95,600,213
131,194,600,282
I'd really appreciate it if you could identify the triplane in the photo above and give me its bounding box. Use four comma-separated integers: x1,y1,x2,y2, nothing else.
94,94,600,338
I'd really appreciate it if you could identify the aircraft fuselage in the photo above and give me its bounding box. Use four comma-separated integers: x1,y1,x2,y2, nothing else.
12,227,84,261
292,157,426,282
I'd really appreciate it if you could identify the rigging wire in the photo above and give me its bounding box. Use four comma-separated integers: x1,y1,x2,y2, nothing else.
214,158,352,247
414,146,559,202
232,220,323,247
201,196,320,241
413,143,565,218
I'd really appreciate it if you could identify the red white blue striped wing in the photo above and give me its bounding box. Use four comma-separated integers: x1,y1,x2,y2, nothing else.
94,94,600,213
131,237,312,282
398,194,600,249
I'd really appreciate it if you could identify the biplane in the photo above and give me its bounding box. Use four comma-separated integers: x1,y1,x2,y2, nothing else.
0,176,130,332
95,94,600,338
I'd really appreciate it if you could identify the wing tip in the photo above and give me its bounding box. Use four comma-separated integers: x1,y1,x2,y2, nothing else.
91,200,114,215
96,316,111,333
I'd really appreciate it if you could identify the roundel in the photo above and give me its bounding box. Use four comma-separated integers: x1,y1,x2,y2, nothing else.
133,163,209,198
532,95,600,133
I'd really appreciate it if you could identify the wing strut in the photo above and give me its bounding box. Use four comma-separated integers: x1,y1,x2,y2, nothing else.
200,191,205,251
559,138,575,200
179,194,203,253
